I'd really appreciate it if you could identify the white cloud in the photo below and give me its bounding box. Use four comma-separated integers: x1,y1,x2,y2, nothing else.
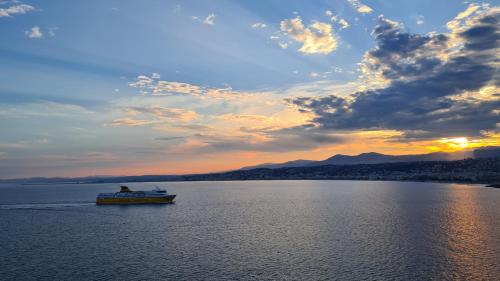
203,13,215,25
128,75,203,96
325,10,338,22
280,16,337,54
278,42,288,49
324,10,349,29
357,5,373,14
338,19,350,29
251,22,267,29
151,72,161,79
192,13,216,25
0,4,34,17
128,74,253,100
25,25,43,39
347,0,373,14
415,15,425,25
158,81,204,96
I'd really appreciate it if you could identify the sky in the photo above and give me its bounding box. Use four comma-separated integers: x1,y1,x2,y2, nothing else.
0,0,499,178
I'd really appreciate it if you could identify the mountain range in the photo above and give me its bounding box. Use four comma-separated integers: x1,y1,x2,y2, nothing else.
240,146,500,170
2,146,499,184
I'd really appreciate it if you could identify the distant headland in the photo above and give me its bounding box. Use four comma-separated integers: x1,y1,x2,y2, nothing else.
2,147,499,186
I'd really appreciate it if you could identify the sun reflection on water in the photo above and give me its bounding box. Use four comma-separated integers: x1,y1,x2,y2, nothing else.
438,185,499,280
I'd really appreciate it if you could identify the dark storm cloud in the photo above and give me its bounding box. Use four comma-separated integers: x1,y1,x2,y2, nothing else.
288,9,500,139
367,16,449,80
460,11,500,51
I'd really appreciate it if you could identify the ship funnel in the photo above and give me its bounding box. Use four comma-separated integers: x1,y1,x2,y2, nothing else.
120,185,132,192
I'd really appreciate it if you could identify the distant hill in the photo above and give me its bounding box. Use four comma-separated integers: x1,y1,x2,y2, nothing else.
240,159,315,170
314,151,468,165
191,157,500,184
239,147,500,170
473,146,500,158
87,157,500,184
2,147,499,185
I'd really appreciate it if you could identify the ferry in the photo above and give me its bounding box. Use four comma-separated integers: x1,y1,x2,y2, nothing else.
96,185,176,205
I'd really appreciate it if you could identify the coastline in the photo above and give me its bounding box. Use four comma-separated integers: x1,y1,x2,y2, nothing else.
3,158,499,187
9,178,498,188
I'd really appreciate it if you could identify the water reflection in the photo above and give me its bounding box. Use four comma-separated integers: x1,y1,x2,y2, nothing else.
438,185,500,280
1,181,499,280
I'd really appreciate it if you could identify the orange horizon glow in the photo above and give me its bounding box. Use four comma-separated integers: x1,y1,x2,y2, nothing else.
29,135,498,179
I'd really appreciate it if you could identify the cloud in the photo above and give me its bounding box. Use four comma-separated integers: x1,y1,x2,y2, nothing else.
251,22,267,28
25,26,43,39
415,15,425,25
325,10,350,29
128,74,253,99
110,118,157,127
278,42,288,49
204,13,215,25
183,127,344,153
280,16,337,54
158,81,203,95
338,19,350,29
287,7,500,140
446,4,481,30
154,136,187,141
191,13,215,25
446,4,500,52
357,5,373,14
347,0,373,14
126,106,200,122
0,3,34,17
128,75,202,96
111,106,200,127
0,101,95,117
214,113,274,123
0,139,49,149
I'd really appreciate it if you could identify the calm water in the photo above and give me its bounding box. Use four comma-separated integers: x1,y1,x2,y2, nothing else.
0,181,499,280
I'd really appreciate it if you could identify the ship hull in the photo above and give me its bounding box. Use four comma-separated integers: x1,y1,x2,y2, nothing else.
96,195,176,205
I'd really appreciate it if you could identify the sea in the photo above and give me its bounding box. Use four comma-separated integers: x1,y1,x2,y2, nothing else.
0,180,499,280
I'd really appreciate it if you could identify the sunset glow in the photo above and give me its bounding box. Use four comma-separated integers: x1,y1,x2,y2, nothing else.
0,1,498,178
439,138,469,151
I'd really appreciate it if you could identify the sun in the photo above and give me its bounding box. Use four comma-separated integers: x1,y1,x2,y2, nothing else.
439,137,469,150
